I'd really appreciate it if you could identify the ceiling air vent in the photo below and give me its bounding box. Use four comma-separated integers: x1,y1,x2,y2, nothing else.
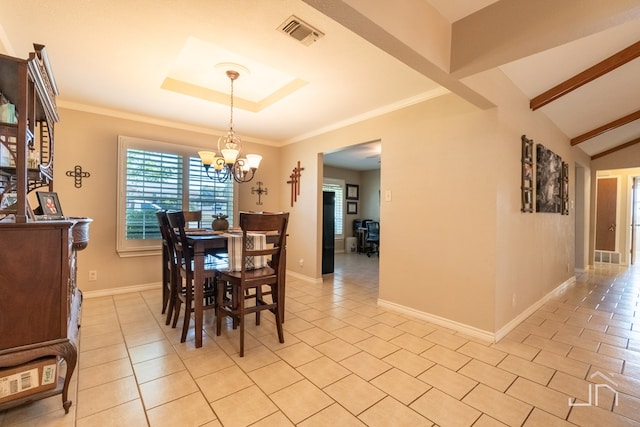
278,15,324,46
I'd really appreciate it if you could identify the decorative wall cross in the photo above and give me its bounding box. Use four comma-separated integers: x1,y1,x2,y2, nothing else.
65,165,91,188
251,181,268,205
286,161,304,207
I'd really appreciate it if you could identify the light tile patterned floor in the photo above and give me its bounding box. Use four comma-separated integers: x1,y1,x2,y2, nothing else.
2,256,640,426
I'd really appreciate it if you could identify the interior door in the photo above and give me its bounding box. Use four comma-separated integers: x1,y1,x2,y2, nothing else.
595,177,618,252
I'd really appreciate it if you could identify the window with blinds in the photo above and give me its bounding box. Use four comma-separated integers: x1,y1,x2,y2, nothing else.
125,149,182,240
322,181,344,236
117,136,235,255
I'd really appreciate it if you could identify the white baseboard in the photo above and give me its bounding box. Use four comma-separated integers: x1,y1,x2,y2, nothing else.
378,275,577,343
494,275,576,341
377,298,495,342
82,269,322,298
83,282,160,299
286,270,323,284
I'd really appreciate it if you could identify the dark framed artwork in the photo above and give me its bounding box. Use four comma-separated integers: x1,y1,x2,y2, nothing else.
521,135,534,213
346,184,359,200
536,144,562,213
36,191,64,218
347,201,358,214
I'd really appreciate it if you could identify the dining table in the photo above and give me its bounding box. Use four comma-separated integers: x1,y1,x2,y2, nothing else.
186,230,287,348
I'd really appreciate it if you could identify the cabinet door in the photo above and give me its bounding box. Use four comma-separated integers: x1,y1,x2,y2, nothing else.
0,225,69,350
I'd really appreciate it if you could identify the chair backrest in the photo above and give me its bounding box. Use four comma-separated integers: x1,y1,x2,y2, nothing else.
166,210,192,269
237,212,289,281
366,221,380,241
155,210,170,244
183,210,202,228
155,210,175,261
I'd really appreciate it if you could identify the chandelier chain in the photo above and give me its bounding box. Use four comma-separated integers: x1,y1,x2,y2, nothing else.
229,75,234,131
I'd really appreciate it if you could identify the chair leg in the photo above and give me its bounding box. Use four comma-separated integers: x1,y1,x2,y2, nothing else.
272,284,284,344
216,278,225,336
180,295,191,343
161,280,168,314
255,286,261,326
172,296,181,328
161,261,169,314
165,270,177,325
165,293,175,325
239,285,245,357
232,285,240,330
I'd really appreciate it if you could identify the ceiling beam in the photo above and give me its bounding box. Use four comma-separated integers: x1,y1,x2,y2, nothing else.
591,136,640,160
571,109,640,145
530,40,640,110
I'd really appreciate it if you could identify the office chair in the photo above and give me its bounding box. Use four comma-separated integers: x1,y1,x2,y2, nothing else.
366,221,379,257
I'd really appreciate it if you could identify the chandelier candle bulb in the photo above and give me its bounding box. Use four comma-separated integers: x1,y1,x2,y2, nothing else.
198,151,215,166
246,154,262,169
222,148,238,163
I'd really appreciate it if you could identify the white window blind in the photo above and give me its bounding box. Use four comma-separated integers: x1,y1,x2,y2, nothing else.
322,181,344,236
125,149,182,240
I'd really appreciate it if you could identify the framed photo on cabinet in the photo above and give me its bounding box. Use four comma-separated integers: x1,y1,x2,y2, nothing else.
36,191,64,218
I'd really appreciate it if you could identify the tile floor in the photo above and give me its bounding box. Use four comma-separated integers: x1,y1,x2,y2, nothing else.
2,255,640,426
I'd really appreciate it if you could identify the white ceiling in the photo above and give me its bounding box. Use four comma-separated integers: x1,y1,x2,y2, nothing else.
1,0,638,170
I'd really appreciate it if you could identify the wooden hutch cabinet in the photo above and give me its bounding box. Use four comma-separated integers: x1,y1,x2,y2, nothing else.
0,45,88,413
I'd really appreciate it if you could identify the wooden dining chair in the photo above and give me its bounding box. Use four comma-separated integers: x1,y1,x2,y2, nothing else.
166,210,223,342
215,211,289,357
155,210,176,323
183,210,202,228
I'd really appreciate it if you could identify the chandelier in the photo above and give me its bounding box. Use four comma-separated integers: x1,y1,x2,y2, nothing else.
198,69,262,183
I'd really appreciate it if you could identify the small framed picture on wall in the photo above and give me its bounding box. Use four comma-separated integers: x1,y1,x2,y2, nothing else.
347,201,358,214
346,184,359,200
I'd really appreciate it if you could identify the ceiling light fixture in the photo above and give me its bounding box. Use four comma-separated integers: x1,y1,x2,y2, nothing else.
198,69,261,183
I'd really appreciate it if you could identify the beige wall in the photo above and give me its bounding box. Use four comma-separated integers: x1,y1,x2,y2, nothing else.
52,108,282,293
287,94,500,331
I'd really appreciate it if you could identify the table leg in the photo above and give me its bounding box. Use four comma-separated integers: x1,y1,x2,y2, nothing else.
193,241,204,348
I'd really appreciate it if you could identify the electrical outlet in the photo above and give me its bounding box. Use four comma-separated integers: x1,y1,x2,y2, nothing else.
299,258,304,267
89,270,97,281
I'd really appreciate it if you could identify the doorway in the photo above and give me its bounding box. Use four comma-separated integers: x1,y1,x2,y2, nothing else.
321,141,381,281
593,168,640,266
